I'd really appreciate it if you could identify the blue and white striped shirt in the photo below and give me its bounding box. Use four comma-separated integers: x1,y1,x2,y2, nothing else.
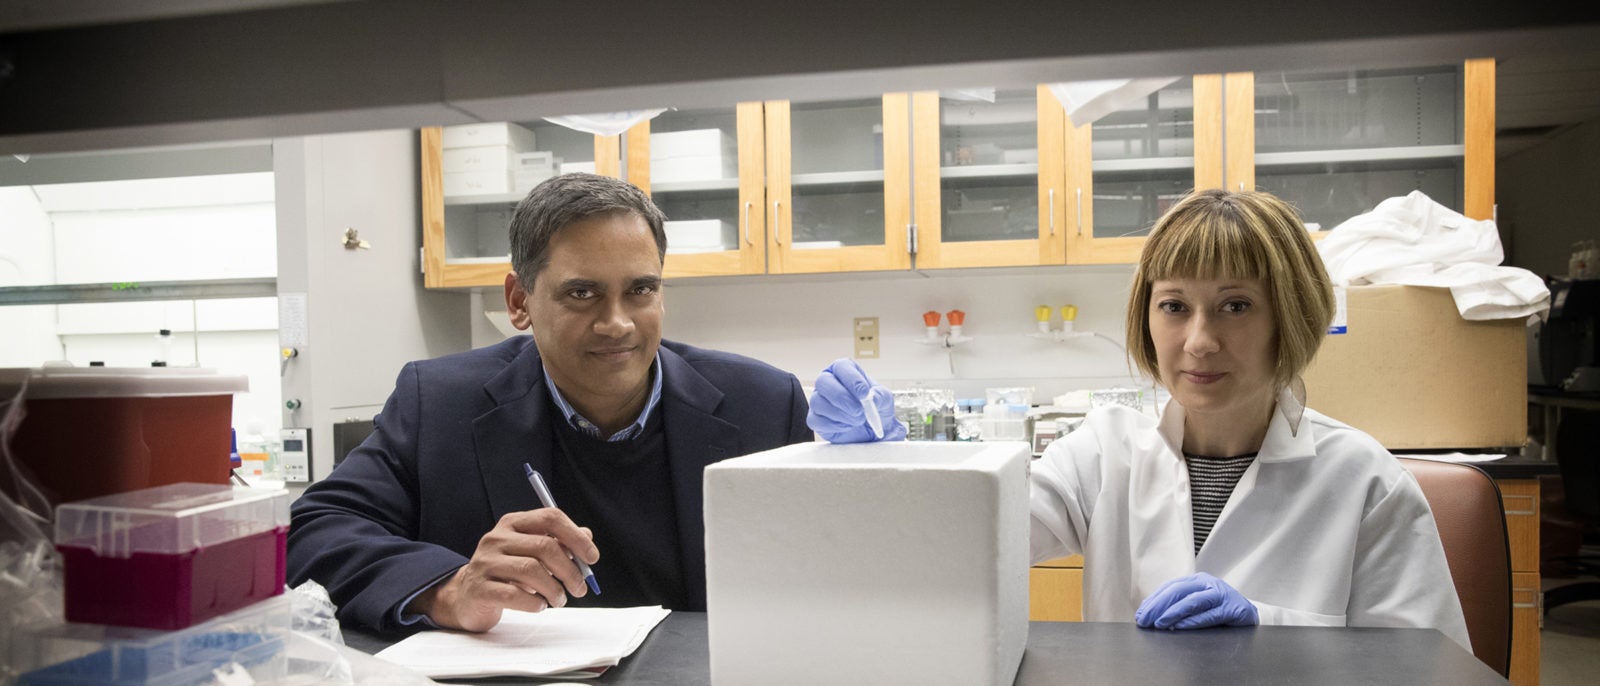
542,352,664,441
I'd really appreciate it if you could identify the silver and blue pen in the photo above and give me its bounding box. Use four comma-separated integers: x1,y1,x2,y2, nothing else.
522,463,602,596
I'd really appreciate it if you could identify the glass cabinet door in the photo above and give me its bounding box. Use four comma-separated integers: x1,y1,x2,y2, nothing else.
421,122,619,288
765,95,912,274
647,103,767,278
1242,65,1467,233
913,86,1066,269
1064,76,1220,265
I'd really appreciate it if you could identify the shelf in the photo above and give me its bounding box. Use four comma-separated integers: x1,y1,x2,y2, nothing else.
1091,157,1196,173
1254,145,1465,168
0,278,278,307
940,163,1037,180
790,170,885,188
443,192,523,206
652,178,741,193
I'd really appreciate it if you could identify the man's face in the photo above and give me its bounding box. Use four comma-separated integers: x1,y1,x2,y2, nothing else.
506,212,663,410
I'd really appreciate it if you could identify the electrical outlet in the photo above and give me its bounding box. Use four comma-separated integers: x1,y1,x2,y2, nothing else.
854,317,880,359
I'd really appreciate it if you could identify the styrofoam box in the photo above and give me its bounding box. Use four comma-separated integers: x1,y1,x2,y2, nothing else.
444,170,515,197
562,161,596,175
704,441,1030,686
13,595,291,686
664,219,732,250
651,128,734,160
443,145,520,174
442,122,536,150
652,156,735,183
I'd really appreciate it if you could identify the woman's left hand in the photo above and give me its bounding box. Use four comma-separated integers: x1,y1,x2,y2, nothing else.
1135,572,1260,629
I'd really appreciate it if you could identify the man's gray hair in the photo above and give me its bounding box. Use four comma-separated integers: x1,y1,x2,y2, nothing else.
508,173,667,292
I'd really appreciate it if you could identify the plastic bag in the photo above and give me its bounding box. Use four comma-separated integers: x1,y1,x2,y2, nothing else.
1046,77,1180,126
0,377,64,685
544,109,668,137
276,580,438,685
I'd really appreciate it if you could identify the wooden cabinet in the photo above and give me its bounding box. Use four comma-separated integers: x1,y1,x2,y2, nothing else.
1063,75,1229,265
422,60,1496,285
1227,59,1496,226
1029,555,1084,622
1500,479,1541,686
420,122,625,289
911,86,1068,269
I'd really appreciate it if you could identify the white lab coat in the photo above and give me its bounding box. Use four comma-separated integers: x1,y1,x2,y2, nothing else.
1030,388,1472,651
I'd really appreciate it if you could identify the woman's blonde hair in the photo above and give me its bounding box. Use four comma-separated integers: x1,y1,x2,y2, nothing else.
1125,189,1335,389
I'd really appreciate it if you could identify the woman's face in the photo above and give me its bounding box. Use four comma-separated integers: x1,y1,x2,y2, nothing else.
1148,277,1278,421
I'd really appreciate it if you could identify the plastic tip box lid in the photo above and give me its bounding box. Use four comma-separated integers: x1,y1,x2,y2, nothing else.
55,483,289,557
0,366,248,399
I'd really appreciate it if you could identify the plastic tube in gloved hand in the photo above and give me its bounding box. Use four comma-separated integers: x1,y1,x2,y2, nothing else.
806,358,907,444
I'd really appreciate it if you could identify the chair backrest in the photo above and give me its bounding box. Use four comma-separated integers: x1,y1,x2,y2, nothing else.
1397,458,1512,677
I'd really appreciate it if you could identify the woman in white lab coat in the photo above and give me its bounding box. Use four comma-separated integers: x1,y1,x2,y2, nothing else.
1026,188,1471,649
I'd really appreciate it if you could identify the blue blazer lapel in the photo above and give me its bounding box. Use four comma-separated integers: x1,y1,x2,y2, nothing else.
658,347,740,611
473,343,555,522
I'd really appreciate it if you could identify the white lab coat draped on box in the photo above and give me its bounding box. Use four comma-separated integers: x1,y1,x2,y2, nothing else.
1029,388,1471,651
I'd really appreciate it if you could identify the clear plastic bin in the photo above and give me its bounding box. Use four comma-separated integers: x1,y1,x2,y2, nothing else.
12,595,292,686
55,484,289,631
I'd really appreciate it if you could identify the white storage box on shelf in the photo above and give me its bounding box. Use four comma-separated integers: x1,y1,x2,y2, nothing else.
11,595,293,686
650,128,736,183
442,145,523,174
441,123,537,150
704,441,1030,686
664,219,734,253
444,170,516,198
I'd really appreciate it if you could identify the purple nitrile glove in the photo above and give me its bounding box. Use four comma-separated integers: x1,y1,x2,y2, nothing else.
1135,572,1259,630
806,358,906,444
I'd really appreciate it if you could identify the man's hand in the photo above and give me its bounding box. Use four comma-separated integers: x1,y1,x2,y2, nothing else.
407,508,599,632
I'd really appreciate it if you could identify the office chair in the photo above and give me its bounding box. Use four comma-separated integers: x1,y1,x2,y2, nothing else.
1397,458,1512,677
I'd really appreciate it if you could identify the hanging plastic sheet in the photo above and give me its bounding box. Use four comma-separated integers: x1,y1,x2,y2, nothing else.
1046,77,1180,126
1317,190,1550,320
544,109,668,137
0,376,62,685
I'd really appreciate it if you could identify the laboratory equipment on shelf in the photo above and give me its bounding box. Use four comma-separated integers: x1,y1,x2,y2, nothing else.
893,388,957,441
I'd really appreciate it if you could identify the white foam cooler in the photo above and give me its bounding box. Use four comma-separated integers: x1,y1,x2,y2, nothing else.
704,441,1030,686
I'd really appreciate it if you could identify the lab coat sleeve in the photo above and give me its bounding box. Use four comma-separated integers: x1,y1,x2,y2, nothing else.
287,362,472,633
1029,424,1101,564
1345,471,1473,652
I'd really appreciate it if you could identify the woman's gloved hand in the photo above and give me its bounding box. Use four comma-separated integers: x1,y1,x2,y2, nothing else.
806,358,906,443
1135,572,1259,629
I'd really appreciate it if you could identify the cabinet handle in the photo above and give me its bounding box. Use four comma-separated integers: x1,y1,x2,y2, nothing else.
1239,182,1245,192
1048,188,1056,236
1075,187,1083,237
743,201,753,245
773,200,783,245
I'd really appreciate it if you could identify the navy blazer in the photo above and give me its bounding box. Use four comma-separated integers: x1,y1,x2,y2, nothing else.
287,337,812,632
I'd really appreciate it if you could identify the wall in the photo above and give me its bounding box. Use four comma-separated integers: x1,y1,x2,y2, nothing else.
478,265,1149,404
0,174,284,432
1499,115,1600,277
274,129,471,483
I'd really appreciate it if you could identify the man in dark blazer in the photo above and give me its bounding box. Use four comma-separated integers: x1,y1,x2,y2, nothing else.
288,173,812,633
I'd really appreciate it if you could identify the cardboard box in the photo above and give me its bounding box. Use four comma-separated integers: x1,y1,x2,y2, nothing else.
1302,285,1527,450
704,441,1029,686
441,122,536,150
